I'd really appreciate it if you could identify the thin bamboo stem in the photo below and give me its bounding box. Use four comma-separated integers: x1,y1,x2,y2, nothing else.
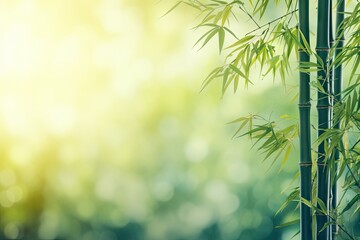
328,1,334,239
298,0,312,239
332,0,345,238
316,0,331,239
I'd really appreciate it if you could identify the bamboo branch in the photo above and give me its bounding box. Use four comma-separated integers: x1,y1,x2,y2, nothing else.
246,9,298,36
239,5,260,28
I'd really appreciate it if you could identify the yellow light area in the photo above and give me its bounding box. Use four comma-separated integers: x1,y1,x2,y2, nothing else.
0,0,157,140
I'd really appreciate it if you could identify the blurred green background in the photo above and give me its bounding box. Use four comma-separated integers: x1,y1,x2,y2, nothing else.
0,0,300,239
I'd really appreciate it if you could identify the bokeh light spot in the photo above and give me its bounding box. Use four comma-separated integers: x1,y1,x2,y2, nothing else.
0,169,16,186
153,181,174,202
185,138,209,162
4,223,19,239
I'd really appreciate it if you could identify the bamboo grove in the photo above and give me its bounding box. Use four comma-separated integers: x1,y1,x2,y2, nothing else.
171,0,360,239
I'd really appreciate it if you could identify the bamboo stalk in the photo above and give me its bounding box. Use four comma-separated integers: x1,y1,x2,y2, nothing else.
329,1,334,125
316,0,331,239
298,0,312,239
332,0,345,239
328,1,334,238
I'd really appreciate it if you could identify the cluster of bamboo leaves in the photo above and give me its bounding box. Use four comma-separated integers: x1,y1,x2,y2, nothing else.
170,0,360,238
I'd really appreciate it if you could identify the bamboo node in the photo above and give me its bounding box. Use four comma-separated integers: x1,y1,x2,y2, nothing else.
316,105,330,109
298,48,309,53
315,47,329,51
298,103,311,108
317,162,328,166
299,162,312,167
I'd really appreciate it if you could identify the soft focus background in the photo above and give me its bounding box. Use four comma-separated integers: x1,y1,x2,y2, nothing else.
0,1,300,239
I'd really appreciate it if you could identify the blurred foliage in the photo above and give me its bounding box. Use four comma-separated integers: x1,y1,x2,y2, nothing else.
0,0,306,239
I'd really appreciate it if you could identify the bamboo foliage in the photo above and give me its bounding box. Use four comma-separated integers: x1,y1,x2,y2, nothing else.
170,0,360,239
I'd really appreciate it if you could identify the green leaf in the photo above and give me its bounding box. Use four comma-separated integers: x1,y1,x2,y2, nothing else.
311,79,326,93
299,30,312,54
299,61,320,73
229,64,245,78
218,27,225,53
221,5,232,26
233,74,239,93
279,145,292,172
301,197,316,211
162,1,182,17
350,55,360,82
227,35,255,49
289,231,300,240
223,26,238,39
193,28,216,48
230,118,249,138
201,67,223,91
213,11,223,24
276,188,300,215
340,194,360,214
200,14,217,26
317,198,327,215
275,219,299,228
211,0,228,4
319,221,334,233
200,28,219,50
222,66,230,94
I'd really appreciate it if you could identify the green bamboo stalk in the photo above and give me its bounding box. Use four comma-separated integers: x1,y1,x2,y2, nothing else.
329,0,334,124
332,0,345,239
298,0,312,239
328,1,334,239
316,0,331,239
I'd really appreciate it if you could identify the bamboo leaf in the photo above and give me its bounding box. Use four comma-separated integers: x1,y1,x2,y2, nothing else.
299,62,320,73
200,14,217,26
350,55,360,82
276,219,300,228
193,28,216,48
223,26,239,39
211,0,228,4
311,80,326,93
162,1,183,17
201,67,223,91
199,28,219,50
279,145,292,172
340,194,360,214
221,5,232,26
319,221,334,233
317,198,327,215
289,231,300,240
222,66,230,94
231,118,249,138
229,64,245,78
276,188,300,215
227,116,248,124
301,197,316,211
299,30,311,54
233,75,239,93
218,27,225,53
227,35,255,49
213,11,223,24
